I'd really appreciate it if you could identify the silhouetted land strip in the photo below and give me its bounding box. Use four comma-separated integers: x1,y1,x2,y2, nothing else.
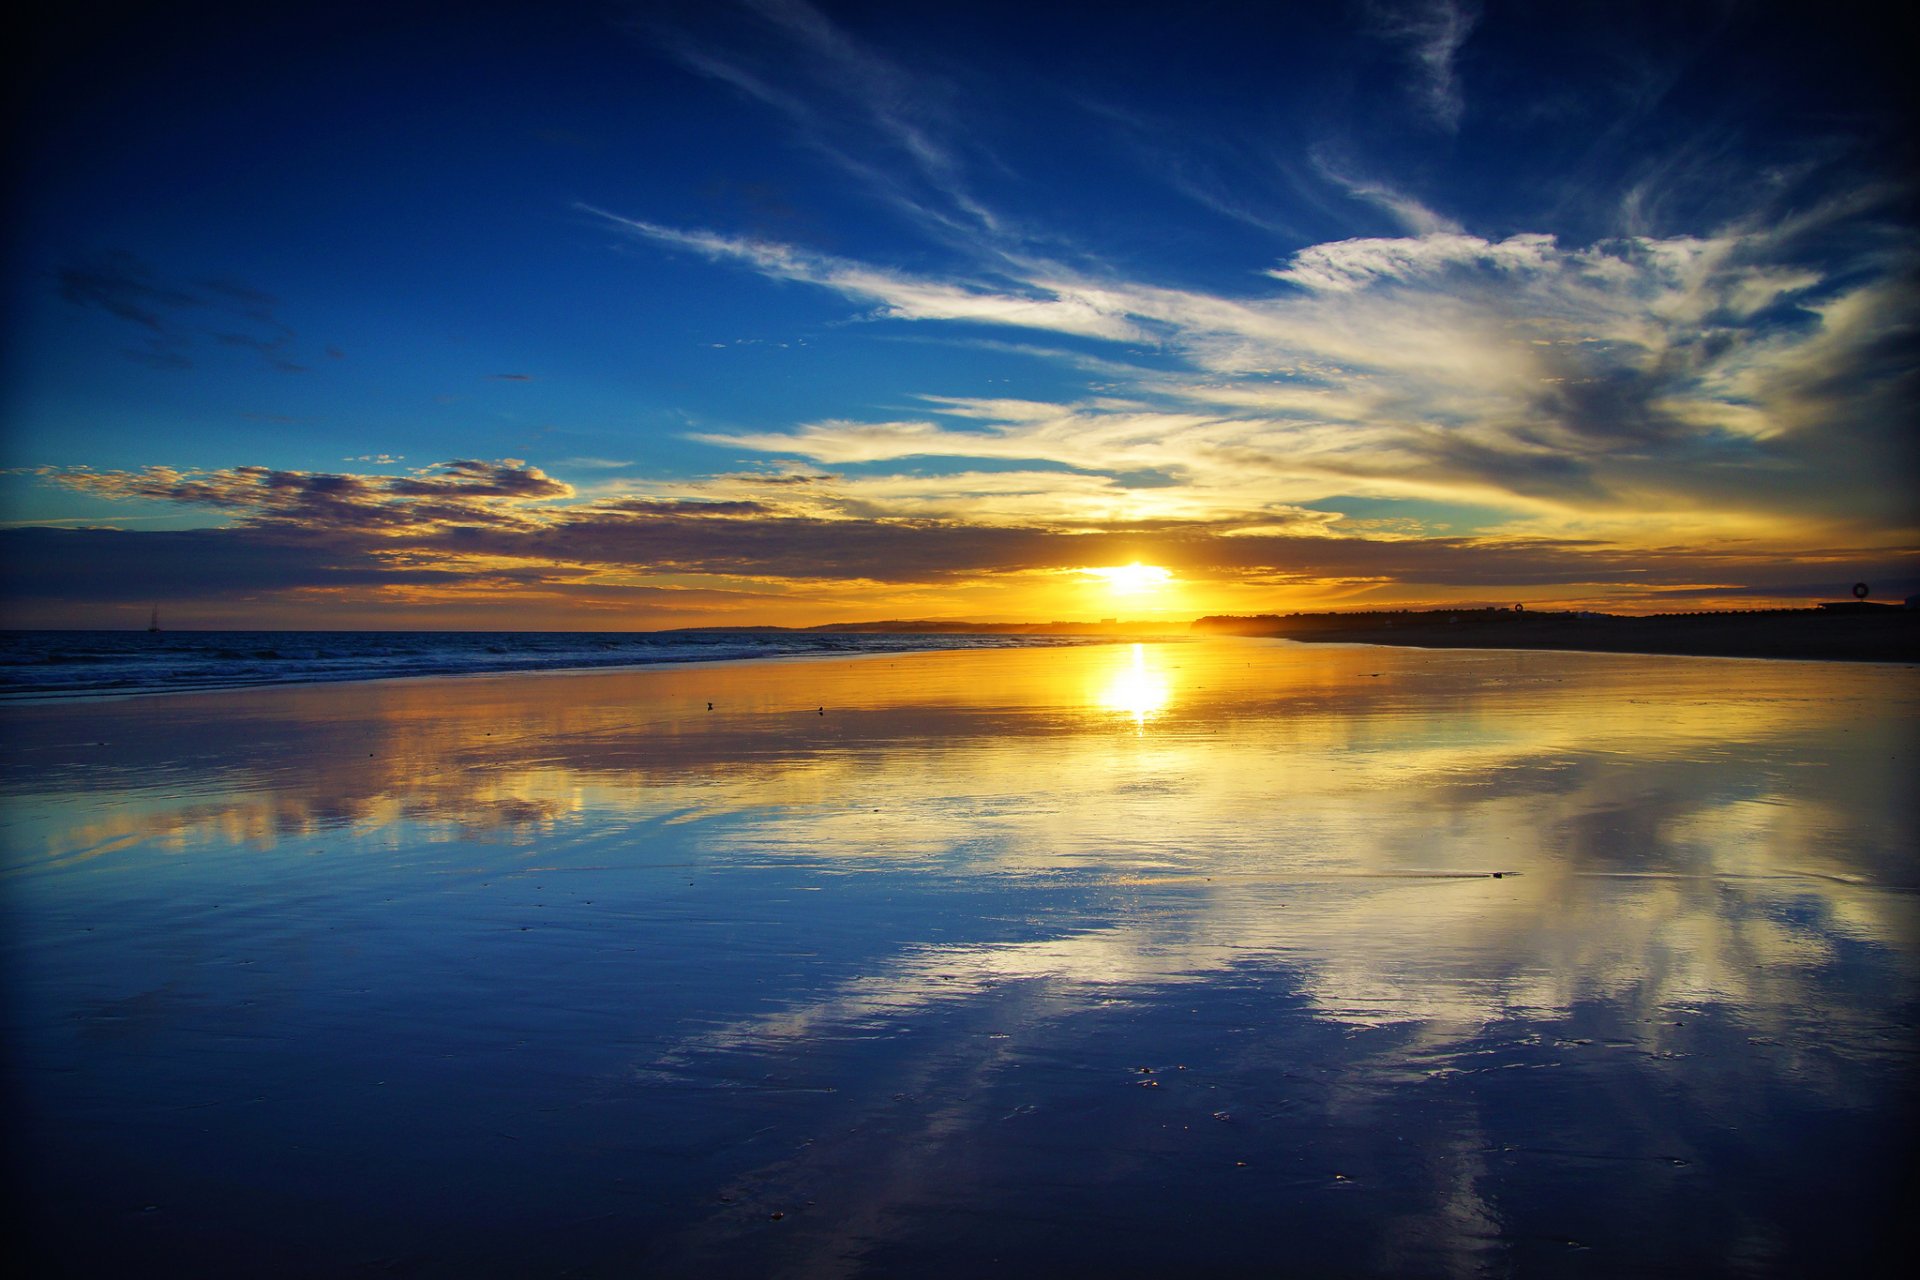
1191,605,1918,663
663,620,1180,637
807,618,1177,636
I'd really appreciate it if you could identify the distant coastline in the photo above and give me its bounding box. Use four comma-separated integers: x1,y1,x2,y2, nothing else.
696,604,1920,663
787,618,1179,637
1190,604,1919,664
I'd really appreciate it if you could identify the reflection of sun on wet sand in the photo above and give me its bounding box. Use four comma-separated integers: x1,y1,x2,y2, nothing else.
3,638,1916,1276
1093,643,1172,726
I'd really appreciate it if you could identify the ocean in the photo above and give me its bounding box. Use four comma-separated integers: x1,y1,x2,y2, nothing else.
0,629,1130,701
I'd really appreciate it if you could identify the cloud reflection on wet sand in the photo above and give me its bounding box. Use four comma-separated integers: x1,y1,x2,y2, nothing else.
3,639,1914,1275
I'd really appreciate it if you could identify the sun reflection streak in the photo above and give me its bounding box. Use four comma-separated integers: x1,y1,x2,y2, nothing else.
1094,642,1171,727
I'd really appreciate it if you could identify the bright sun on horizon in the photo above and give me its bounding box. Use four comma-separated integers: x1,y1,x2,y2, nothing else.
1089,563,1174,596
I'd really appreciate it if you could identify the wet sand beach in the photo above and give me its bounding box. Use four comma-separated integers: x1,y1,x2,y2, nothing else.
3,639,1916,1277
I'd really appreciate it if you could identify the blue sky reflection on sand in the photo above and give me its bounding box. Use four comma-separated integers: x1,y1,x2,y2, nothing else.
3,640,1916,1275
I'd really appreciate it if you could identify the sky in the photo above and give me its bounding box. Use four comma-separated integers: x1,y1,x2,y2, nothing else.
3,0,1914,629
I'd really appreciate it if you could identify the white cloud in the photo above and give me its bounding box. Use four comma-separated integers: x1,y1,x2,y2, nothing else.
587,207,1146,341
693,418,969,465
1269,232,1558,292
914,395,1080,422
599,191,1912,546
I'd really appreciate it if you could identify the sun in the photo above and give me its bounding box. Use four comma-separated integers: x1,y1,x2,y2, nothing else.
1088,562,1174,595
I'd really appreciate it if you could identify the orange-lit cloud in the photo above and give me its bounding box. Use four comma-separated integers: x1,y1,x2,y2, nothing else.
10,446,1913,629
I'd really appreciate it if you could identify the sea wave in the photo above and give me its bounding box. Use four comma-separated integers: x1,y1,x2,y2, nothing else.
0,630,1124,701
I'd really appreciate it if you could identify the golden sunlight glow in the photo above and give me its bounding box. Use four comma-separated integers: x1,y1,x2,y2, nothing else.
1088,562,1174,596
1094,643,1172,726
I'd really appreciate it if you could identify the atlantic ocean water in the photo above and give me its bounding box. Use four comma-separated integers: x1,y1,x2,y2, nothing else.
0,630,1119,701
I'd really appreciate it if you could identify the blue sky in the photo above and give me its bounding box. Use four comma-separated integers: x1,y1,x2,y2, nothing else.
4,0,1913,627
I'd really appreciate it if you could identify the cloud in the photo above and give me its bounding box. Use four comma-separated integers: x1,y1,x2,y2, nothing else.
620,190,1913,543
55,250,318,372
56,251,200,332
44,460,573,532
15,419,1912,621
1309,152,1465,235
212,330,305,373
1267,232,1557,293
0,526,468,601
8,505,1908,620
23,452,1887,592
384,459,571,500
637,0,1001,243
1366,0,1480,130
586,207,1147,341
553,457,634,470
556,2,1920,618
693,418,973,464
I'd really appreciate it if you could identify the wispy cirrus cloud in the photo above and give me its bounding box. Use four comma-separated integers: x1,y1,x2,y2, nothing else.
625,189,1914,546
586,207,1147,340
1308,150,1465,236
1365,0,1481,131
636,0,1002,244
616,0,1910,565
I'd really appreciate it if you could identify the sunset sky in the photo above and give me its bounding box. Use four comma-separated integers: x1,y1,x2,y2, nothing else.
4,0,1913,629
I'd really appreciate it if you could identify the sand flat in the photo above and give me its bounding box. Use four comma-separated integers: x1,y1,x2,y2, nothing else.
4,638,1915,1276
